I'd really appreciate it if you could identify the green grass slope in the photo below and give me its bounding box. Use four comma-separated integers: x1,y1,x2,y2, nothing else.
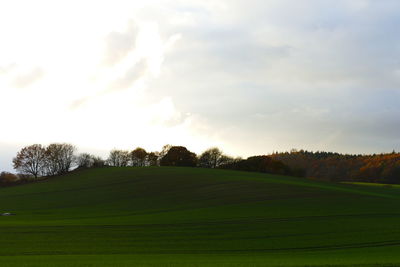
0,167,400,266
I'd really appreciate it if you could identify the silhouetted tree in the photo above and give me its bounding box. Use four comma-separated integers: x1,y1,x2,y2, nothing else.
160,146,197,167
158,144,172,164
45,143,76,176
107,149,130,167
220,155,291,175
198,147,225,168
92,156,105,168
147,152,159,166
77,153,105,168
77,153,95,168
130,147,147,167
219,155,238,166
13,144,47,178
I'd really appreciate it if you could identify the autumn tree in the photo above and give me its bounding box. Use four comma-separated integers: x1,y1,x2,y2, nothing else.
158,145,172,161
13,144,47,178
0,172,19,184
160,146,197,167
130,147,147,167
107,149,130,167
220,155,291,175
45,143,76,176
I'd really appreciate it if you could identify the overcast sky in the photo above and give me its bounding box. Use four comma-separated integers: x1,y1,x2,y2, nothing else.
1,0,399,171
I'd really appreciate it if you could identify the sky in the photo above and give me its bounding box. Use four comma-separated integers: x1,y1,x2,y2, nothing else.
1,0,399,171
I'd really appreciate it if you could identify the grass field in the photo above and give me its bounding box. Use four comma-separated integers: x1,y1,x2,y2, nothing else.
1,167,400,266
342,181,400,189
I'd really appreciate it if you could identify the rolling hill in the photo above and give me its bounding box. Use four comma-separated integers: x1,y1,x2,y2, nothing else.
0,167,400,266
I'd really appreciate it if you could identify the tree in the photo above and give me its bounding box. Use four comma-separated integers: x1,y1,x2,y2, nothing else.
45,143,76,176
220,155,291,175
77,153,105,168
77,153,95,168
92,156,105,168
158,145,172,161
13,144,47,178
160,146,197,167
198,147,225,168
218,155,237,166
130,147,147,167
0,172,19,184
107,149,130,167
147,152,159,166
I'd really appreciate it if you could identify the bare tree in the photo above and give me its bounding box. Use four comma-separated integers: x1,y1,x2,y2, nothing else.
13,144,47,178
107,150,119,167
77,153,105,168
92,156,105,167
77,153,94,168
45,143,76,175
107,149,130,167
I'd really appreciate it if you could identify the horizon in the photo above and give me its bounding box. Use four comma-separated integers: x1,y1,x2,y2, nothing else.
1,142,398,173
1,0,399,172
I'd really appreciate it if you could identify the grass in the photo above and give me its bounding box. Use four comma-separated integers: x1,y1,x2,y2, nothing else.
342,181,400,189
0,167,400,266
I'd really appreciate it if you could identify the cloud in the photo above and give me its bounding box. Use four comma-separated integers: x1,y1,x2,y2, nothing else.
11,67,44,88
102,21,138,66
0,63,16,75
70,59,148,109
71,20,178,110
140,0,400,154
147,97,188,127
107,59,148,92
69,96,91,110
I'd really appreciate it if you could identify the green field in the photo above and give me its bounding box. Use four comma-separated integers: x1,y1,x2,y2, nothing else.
342,181,400,189
1,167,400,266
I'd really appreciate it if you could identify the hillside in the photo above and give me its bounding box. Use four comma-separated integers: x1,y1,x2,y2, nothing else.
271,151,400,183
0,167,400,266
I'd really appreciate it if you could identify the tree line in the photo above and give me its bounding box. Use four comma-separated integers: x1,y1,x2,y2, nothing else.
1,143,294,186
2,144,399,186
271,149,400,184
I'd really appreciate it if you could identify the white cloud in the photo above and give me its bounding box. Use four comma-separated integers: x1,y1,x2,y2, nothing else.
103,21,139,66
11,67,44,88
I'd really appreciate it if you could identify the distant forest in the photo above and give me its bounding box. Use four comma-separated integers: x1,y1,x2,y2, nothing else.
1,144,399,186
271,150,400,184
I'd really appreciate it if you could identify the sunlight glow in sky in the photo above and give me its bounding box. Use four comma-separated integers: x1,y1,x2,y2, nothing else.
0,0,399,171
